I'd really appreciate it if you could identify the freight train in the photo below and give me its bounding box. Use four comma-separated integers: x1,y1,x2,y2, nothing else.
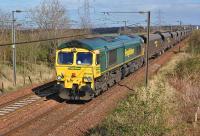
55,29,192,101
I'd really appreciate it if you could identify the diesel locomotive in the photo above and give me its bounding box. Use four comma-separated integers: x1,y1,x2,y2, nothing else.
55,30,191,101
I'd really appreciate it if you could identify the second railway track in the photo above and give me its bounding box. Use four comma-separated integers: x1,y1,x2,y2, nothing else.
0,81,57,117
0,95,42,116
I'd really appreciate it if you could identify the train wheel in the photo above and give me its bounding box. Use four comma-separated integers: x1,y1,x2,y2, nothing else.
94,89,101,97
101,83,108,92
159,51,162,56
129,65,135,73
121,68,126,79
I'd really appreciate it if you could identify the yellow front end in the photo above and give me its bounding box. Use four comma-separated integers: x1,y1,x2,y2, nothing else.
55,48,101,100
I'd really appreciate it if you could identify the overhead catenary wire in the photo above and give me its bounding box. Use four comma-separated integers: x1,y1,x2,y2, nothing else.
0,33,91,47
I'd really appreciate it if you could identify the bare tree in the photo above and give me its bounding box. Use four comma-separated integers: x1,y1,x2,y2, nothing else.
0,9,11,64
30,0,70,64
78,0,92,32
0,9,11,42
30,0,69,30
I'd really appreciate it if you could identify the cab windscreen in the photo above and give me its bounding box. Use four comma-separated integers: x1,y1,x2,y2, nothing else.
76,52,92,65
58,52,73,65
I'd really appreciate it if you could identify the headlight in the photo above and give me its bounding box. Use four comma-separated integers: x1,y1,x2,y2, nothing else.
57,76,62,81
57,73,64,81
83,77,92,82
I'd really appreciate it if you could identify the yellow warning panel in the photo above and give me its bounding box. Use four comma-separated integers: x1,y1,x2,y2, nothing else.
125,48,135,57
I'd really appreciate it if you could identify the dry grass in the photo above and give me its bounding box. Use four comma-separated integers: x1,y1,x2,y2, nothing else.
86,57,177,136
159,53,200,135
166,56,200,135
0,63,55,93
187,30,200,55
86,51,200,136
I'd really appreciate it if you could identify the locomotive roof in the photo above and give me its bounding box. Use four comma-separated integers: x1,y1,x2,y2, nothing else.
58,35,143,51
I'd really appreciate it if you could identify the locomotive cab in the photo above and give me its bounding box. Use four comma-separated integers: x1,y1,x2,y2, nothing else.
56,46,101,101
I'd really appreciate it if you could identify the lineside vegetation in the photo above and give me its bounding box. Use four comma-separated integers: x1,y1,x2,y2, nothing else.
86,30,200,136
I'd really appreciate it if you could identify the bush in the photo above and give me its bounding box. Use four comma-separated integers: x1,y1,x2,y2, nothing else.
173,30,200,84
187,30,200,55
86,80,170,136
174,57,200,81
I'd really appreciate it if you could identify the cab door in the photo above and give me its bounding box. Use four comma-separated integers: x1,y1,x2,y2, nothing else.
94,53,101,78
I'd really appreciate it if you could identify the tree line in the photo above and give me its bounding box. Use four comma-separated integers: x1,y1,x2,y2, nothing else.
0,0,91,67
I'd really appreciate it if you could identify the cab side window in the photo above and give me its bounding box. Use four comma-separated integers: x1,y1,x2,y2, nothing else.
108,49,117,66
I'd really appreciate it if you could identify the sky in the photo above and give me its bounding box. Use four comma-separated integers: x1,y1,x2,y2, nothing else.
0,0,200,27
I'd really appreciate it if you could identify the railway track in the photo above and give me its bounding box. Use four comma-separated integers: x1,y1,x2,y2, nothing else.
0,40,187,136
0,95,41,116
0,81,57,117
2,84,118,136
0,58,164,136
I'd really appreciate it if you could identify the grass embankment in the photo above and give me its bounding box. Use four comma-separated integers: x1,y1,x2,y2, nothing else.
87,31,200,136
0,63,54,93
